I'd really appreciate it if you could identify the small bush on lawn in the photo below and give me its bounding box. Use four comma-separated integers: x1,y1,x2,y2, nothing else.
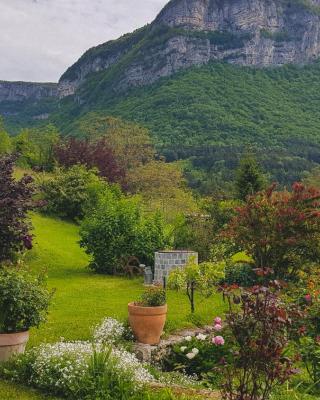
0,155,34,263
0,268,52,333
80,191,167,274
40,165,114,220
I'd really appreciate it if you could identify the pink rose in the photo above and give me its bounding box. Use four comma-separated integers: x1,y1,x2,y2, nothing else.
214,324,223,331
213,336,225,346
214,317,222,325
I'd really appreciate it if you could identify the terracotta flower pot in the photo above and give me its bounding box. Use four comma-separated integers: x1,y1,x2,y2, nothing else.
0,331,29,362
128,302,167,345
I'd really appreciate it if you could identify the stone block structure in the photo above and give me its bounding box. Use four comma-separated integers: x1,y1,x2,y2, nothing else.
154,250,198,284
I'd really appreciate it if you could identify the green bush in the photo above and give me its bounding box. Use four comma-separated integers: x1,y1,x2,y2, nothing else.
80,192,167,274
223,261,256,287
40,165,111,220
0,268,52,333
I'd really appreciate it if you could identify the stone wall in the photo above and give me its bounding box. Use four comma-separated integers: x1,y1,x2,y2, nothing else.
154,250,198,284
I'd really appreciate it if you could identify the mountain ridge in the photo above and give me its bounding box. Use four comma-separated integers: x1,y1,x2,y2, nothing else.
3,0,320,106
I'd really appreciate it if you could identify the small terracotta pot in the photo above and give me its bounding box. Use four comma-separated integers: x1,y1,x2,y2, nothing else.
0,331,29,362
128,302,167,345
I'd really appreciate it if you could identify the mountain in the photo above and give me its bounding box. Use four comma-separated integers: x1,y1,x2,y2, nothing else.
2,0,320,190
4,0,320,105
58,0,320,99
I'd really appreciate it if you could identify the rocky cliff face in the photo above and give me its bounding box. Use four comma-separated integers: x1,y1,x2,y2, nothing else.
57,0,320,98
0,81,58,103
2,0,320,104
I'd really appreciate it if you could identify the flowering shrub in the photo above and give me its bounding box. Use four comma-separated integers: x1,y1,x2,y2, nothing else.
220,282,300,400
138,286,166,307
0,317,156,399
163,320,232,387
93,317,125,344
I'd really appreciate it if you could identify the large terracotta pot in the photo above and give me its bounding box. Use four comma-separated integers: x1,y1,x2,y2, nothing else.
0,331,29,362
128,302,167,345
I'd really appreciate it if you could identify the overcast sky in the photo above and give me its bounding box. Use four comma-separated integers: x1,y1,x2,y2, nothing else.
0,0,168,82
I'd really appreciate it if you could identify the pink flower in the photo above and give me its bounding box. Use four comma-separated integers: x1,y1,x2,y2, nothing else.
213,336,225,346
305,294,312,302
214,317,222,325
214,324,223,331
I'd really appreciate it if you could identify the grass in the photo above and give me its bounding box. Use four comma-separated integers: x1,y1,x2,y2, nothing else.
0,212,225,398
0,381,59,400
25,213,225,346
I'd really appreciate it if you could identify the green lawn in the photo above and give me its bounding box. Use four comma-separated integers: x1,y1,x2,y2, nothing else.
0,213,225,398
0,381,59,400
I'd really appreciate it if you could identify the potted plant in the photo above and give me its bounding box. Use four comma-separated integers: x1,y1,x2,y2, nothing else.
128,286,167,345
0,268,52,362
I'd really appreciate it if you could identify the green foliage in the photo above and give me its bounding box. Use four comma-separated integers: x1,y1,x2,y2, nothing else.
172,215,214,262
79,192,167,274
0,268,52,333
0,117,12,155
299,336,320,386
139,286,166,307
260,29,291,42
235,153,267,200
69,61,320,192
168,258,224,313
12,124,59,170
6,60,320,192
40,165,109,220
223,261,257,287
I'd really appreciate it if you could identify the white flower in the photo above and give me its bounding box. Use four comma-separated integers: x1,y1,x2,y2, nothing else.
196,333,207,341
186,352,196,360
93,317,125,344
192,348,199,355
184,336,192,342
180,346,187,352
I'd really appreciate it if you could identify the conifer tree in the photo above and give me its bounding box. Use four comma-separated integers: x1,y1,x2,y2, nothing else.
235,153,266,201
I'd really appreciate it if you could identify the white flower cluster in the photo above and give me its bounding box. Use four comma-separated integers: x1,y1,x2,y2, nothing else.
93,317,125,344
112,347,154,387
28,341,93,393
25,339,153,394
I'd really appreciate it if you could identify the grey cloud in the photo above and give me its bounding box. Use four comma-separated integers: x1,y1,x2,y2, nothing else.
0,0,168,82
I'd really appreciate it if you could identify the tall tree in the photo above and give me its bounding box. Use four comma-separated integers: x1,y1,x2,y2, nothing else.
126,160,199,222
235,153,266,201
54,137,125,184
76,114,155,171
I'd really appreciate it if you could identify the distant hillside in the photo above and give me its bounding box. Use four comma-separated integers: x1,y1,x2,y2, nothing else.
49,60,320,192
